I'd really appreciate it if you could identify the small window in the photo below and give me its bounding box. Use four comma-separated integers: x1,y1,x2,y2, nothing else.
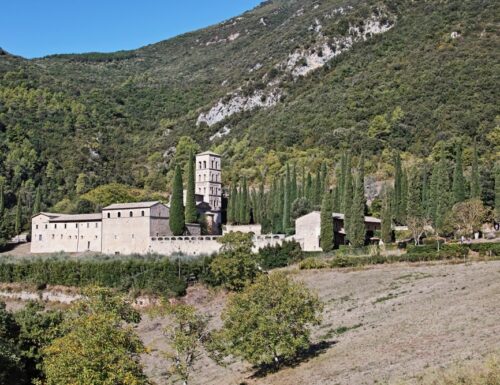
203,161,206,168
118,212,121,218
87,223,89,228
38,234,42,241
54,224,57,229
95,223,98,228
45,224,48,229
36,224,39,229
129,211,133,217
107,213,111,218
69,236,71,239
60,234,63,239
52,234,55,239
198,161,201,168
64,224,67,229
132,234,134,239
141,210,145,217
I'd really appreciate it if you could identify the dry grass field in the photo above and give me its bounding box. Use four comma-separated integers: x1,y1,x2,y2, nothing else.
138,260,500,385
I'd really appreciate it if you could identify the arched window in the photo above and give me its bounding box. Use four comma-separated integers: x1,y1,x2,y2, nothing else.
141,210,145,217
107,213,110,218
129,211,133,217
198,161,201,168
203,161,206,168
118,212,121,218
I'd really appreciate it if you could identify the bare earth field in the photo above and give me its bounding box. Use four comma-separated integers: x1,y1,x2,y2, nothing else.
138,261,500,385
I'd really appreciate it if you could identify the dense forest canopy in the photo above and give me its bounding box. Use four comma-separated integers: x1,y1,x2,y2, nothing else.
0,0,499,242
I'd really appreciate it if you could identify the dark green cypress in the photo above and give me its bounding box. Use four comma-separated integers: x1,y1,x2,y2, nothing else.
320,191,333,252
495,163,500,222
313,169,321,206
283,164,291,231
381,186,392,244
407,168,424,220
400,168,408,224
338,153,346,211
15,193,22,235
300,166,306,198
430,148,451,233
240,177,250,225
332,185,340,213
348,157,366,248
169,165,185,236
342,153,353,216
0,183,4,217
470,140,481,199
227,185,236,224
421,162,430,217
452,144,466,204
291,164,297,204
320,162,328,195
305,172,313,202
185,151,197,223
33,186,41,215
393,152,404,224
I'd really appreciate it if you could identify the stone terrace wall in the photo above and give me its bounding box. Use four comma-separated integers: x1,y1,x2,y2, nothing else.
147,234,285,256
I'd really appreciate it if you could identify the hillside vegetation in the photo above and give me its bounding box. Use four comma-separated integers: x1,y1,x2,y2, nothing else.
0,0,498,236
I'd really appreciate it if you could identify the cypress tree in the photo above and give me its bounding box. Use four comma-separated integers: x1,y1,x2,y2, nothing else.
313,169,321,206
305,172,313,202
15,193,22,236
291,164,297,204
452,144,466,204
240,177,250,225
338,153,346,211
332,185,340,213
495,164,500,222
251,188,258,224
406,167,425,244
169,165,185,236
300,166,306,198
421,162,430,216
227,185,236,224
0,183,4,217
258,180,266,224
342,153,353,215
393,152,404,224
235,185,242,224
320,191,333,252
185,151,197,223
470,140,481,199
33,186,41,215
400,169,408,224
430,148,451,234
348,157,366,248
381,186,392,244
283,165,291,231
320,162,328,195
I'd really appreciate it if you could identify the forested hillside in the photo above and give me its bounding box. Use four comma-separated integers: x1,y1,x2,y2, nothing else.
0,0,499,241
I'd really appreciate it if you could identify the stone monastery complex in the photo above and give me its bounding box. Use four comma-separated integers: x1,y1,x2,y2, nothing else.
31,151,380,256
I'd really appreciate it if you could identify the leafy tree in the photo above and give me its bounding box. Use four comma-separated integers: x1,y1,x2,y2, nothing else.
348,158,366,248
185,151,197,224
211,273,323,367
451,199,487,238
40,289,147,385
75,173,88,195
470,140,481,199
155,303,209,385
381,186,392,244
209,232,259,291
291,197,313,220
452,144,466,204
0,301,27,385
170,165,185,236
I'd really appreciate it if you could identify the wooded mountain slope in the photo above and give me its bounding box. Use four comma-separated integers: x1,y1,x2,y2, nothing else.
0,0,498,212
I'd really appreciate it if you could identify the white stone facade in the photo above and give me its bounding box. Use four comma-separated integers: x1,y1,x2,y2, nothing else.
195,151,222,211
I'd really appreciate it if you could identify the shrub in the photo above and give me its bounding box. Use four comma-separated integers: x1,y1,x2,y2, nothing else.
258,240,303,269
299,257,329,270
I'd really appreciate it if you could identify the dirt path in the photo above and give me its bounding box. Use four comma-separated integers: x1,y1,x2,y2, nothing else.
138,261,500,385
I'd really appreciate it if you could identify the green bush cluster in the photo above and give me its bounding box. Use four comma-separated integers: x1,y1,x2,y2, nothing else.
469,243,500,256
0,255,214,297
258,240,303,269
406,244,469,259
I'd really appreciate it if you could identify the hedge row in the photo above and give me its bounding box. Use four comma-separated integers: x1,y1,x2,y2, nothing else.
0,256,214,297
299,247,500,270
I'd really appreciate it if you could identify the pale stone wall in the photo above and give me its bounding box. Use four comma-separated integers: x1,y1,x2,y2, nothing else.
294,211,322,252
223,224,262,235
148,234,285,256
31,214,102,253
195,153,222,210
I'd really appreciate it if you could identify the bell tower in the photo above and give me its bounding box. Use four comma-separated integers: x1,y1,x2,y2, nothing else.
195,151,222,211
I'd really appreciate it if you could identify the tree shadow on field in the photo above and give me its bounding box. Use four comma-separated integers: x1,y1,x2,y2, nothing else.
250,340,337,378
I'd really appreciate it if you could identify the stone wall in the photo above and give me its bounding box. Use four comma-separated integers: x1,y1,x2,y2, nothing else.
147,234,285,256
223,224,262,235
